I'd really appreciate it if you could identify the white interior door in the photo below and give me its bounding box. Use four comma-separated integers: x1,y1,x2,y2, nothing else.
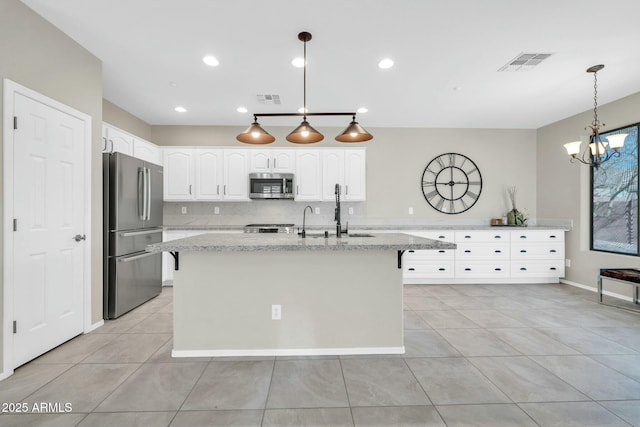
11,92,85,367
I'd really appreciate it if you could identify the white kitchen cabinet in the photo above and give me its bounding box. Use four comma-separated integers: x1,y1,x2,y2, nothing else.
321,148,366,201
510,230,565,279
194,149,223,200
102,124,134,155
402,228,565,284
222,149,249,200
249,149,295,173
163,148,232,201
295,150,322,201
133,138,162,165
403,231,455,282
163,148,194,200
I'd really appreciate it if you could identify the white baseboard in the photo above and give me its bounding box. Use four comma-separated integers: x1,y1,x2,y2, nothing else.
561,279,634,302
172,346,405,358
85,319,104,333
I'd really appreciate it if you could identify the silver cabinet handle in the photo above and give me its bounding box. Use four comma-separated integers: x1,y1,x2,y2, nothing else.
102,137,107,151
109,139,114,153
217,184,220,195
267,159,270,169
224,185,227,195
189,184,192,195
346,185,349,195
296,185,299,195
73,234,86,242
274,158,277,169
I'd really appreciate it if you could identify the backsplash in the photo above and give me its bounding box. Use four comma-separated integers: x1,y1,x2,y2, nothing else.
163,201,366,228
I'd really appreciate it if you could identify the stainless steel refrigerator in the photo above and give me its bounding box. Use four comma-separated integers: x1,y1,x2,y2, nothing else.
103,152,163,319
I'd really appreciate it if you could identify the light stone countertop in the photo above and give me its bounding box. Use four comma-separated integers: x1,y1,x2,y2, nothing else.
147,232,456,253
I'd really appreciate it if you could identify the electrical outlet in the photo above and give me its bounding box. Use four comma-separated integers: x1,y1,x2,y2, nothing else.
565,259,571,267
408,207,414,215
348,207,354,215
314,207,320,214
271,304,282,320
214,206,220,214
181,206,187,214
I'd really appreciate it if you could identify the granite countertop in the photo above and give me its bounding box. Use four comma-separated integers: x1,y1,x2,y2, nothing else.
147,232,456,253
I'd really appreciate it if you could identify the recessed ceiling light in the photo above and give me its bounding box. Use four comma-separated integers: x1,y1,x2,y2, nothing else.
357,107,368,114
292,57,305,68
174,106,187,113
202,55,219,67
378,58,394,69
237,106,248,113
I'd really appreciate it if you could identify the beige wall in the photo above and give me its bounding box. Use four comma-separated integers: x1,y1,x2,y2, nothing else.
152,125,538,222
537,91,640,295
0,0,103,370
103,99,152,141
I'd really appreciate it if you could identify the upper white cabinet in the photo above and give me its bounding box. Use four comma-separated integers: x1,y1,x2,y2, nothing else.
163,148,246,201
194,149,223,200
102,124,134,156
295,150,322,201
133,138,162,165
162,146,365,202
163,148,194,200
103,123,161,165
222,149,249,201
321,148,366,201
249,149,295,173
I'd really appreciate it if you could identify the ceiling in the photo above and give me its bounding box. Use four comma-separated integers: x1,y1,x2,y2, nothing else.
20,0,640,130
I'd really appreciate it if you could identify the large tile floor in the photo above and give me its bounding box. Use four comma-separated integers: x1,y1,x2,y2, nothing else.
2,284,640,426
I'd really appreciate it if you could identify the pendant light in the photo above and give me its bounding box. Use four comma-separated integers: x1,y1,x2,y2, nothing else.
236,116,275,144
236,31,373,144
563,64,627,168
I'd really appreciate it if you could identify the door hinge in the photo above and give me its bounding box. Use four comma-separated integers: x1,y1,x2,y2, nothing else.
13,218,17,232
13,116,17,130
13,321,17,334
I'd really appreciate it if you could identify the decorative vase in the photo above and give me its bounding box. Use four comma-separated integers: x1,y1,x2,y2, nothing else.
507,209,517,225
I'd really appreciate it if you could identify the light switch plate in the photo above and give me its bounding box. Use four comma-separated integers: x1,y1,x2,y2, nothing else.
181,206,187,214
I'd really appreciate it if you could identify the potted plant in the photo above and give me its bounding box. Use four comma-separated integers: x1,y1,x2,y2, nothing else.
507,186,527,226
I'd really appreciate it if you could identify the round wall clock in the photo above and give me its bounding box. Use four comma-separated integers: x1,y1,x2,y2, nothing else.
421,153,482,214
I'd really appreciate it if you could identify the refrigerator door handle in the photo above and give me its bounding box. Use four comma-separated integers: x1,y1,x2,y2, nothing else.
145,167,151,221
138,167,145,220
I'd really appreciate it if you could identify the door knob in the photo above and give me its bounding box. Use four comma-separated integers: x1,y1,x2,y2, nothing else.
73,234,86,242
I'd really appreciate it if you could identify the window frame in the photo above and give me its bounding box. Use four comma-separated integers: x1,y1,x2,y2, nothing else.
590,123,640,256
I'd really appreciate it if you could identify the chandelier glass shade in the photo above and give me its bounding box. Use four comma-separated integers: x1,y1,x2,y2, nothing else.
563,65,627,168
236,32,373,145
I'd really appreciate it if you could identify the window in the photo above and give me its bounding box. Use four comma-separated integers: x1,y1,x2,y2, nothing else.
591,124,639,255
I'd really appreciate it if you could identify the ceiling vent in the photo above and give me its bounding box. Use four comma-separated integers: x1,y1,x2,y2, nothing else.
498,53,553,72
256,94,281,105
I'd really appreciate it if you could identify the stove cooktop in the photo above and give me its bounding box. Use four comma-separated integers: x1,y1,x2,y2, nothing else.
244,224,296,234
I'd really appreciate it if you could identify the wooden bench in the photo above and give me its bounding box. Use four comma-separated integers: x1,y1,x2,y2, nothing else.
598,268,640,305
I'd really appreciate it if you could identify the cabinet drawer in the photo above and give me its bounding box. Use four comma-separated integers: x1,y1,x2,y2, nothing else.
408,231,455,242
456,243,510,259
511,230,564,242
510,243,564,259
404,262,455,278
404,248,454,261
511,261,564,277
455,230,510,243
455,262,510,277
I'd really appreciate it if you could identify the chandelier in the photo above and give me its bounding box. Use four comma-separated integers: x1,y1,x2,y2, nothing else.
563,64,627,168
236,32,373,144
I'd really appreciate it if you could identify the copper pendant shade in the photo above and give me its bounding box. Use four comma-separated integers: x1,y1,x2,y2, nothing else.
286,119,324,143
335,117,373,142
236,118,275,144
236,31,373,145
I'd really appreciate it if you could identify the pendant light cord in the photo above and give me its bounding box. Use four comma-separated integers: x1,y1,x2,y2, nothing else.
303,37,307,121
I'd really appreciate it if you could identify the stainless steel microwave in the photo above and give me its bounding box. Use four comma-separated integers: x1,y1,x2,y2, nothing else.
249,173,294,199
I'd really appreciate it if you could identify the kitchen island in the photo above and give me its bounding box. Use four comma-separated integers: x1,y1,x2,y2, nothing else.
147,232,454,357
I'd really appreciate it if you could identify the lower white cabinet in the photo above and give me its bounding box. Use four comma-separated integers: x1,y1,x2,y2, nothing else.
403,228,565,284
